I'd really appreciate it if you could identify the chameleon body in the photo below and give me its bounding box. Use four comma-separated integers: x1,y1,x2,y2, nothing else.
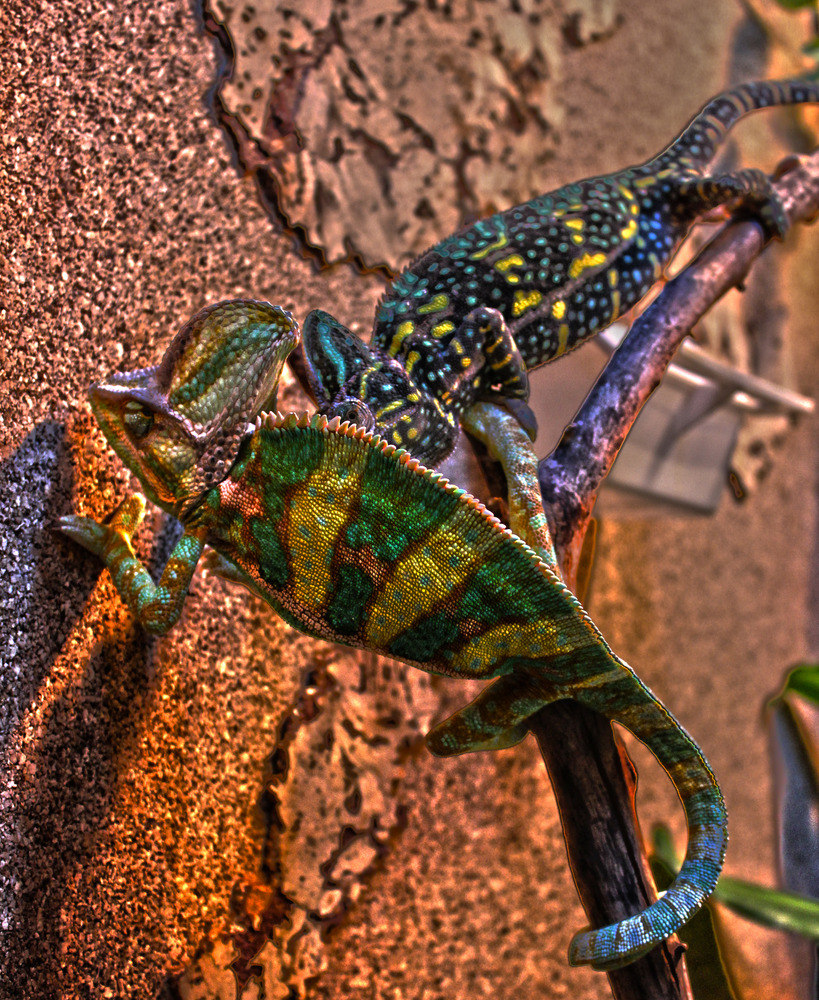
302,78,819,462
60,301,727,970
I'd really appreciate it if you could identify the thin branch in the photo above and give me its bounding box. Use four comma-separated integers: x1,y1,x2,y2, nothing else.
540,149,819,577
525,149,819,1000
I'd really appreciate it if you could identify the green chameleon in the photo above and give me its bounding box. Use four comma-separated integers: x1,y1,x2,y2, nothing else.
60,300,727,971
301,78,819,462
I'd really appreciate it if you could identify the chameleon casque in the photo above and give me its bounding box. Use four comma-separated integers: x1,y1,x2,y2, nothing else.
58,80,817,971
302,78,819,463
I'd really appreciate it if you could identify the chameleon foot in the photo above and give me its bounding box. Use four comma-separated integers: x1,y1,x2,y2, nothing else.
58,493,147,560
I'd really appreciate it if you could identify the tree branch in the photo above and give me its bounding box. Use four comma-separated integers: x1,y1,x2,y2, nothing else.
527,148,819,999
540,150,819,578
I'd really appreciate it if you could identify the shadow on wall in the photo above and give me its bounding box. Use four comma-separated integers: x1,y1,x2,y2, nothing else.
0,419,170,987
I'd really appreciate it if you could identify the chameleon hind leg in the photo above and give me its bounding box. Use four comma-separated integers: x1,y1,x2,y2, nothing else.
676,168,789,238
426,671,551,755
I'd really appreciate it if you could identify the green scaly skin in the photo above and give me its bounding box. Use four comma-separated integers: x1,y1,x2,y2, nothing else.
60,301,727,971
302,78,819,462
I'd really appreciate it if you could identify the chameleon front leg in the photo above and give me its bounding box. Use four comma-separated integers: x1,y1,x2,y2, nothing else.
409,307,530,410
427,402,561,756
462,401,558,570
58,494,206,635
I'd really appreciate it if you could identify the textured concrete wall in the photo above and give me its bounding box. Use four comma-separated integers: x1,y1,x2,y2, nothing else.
2,1,817,998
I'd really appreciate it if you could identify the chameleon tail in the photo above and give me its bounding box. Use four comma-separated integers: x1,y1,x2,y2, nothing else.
657,78,819,172
569,671,727,970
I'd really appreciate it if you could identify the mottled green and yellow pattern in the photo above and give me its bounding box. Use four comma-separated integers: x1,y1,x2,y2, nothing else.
60,301,726,972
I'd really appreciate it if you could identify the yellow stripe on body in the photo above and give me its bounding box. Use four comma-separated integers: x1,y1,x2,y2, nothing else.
619,218,638,240
470,232,508,260
448,612,593,678
432,320,455,337
288,450,367,611
375,398,407,420
495,254,525,285
358,362,382,400
512,289,543,317
389,320,415,356
556,323,571,356
417,293,450,315
496,254,524,269
568,252,607,279
365,506,486,650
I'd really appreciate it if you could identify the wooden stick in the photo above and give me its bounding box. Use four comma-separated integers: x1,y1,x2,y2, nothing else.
527,150,819,998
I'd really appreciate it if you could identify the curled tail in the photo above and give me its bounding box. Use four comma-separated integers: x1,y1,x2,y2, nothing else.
569,670,727,970
656,77,819,172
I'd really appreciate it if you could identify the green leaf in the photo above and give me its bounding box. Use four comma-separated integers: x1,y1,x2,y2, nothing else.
714,877,819,939
649,826,739,1000
777,663,819,705
772,0,817,9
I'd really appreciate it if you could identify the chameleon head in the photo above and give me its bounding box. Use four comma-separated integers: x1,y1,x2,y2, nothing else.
302,308,438,455
89,300,298,518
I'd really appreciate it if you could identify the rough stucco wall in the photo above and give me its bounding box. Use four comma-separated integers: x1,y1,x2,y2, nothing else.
2,1,818,999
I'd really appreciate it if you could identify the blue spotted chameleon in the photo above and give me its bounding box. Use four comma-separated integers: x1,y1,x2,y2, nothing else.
302,78,819,462
59,301,727,971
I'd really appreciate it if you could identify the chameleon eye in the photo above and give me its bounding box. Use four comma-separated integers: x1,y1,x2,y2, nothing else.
328,398,375,431
123,401,154,438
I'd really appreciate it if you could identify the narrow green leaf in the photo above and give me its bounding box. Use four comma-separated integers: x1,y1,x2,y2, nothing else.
778,663,819,705
772,0,817,10
713,878,819,939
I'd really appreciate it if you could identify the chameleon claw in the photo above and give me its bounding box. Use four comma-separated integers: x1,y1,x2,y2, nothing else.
107,493,148,535
58,494,147,560
57,514,113,558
